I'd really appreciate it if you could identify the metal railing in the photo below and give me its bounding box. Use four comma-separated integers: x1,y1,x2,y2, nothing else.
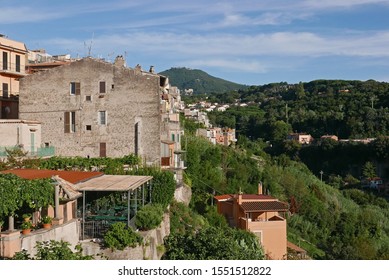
0,146,55,157
0,61,26,76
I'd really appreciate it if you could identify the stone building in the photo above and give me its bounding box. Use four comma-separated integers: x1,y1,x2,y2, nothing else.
19,57,161,164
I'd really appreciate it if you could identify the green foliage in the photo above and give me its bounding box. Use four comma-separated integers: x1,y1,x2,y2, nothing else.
21,221,32,230
362,161,377,179
41,215,52,224
12,240,93,260
36,155,140,173
0,174,54,217
104,222,143,250
0,174,22,216
159,67,247,94
135,204,164,230
169,201,205,235
151,171,176,208
163,226,264,260
203,206,228,228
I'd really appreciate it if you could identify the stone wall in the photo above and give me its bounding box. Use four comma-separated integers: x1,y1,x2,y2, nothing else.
19,58,161,164
20,219,80,256
81,212,170,260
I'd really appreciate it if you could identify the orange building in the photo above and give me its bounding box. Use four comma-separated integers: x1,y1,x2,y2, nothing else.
215,184,288,260
0,35,27,118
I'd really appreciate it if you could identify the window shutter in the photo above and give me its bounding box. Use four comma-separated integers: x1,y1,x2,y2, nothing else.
64,112,70,133
75,82,81,95
99,81,106,93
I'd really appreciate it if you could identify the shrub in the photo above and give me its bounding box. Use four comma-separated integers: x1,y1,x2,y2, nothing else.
135,204,164,230
12,240,93,260
104,222,143,250
151,171,176,208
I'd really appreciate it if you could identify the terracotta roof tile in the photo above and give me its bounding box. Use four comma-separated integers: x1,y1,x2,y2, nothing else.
1,169,103,184
240,201,289,212
214,194,233,201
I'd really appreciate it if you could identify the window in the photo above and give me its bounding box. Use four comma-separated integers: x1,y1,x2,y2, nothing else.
99,142,107,157
15,55,20,72
85,95,91,101
171,133,175,141
64,111,76,133
70,82,80,95
2,83,9,98
2,52,8,70
86,125,92,131
99,81,106,94
98,111,107,125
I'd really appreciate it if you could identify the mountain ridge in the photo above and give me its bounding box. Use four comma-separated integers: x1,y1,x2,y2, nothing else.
159,67,248,94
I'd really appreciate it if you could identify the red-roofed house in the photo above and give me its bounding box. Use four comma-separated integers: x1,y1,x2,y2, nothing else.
214,183,288,260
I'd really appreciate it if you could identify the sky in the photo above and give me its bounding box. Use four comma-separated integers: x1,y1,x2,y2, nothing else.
1,0,389,85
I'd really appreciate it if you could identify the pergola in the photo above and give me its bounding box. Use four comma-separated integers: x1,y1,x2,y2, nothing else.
75,174,153,239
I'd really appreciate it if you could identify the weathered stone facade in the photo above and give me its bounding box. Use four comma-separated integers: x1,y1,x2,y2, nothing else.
19,58,161,164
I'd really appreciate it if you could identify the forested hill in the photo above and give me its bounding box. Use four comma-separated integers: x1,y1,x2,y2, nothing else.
159,67,247,94
207,79,389,139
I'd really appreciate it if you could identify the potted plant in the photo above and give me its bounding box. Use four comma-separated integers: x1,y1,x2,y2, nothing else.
21,221,32,235
41,216,52,229
22,213,32,222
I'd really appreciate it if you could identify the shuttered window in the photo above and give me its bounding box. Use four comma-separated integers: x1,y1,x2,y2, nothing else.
99,81,106,93
70,82,80,95
64,111,76,133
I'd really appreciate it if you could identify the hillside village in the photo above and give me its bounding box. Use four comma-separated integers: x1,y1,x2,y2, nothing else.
2,35,389,260
0,35,294,260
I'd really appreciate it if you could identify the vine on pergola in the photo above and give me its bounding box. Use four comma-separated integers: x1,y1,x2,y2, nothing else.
0,174,54,218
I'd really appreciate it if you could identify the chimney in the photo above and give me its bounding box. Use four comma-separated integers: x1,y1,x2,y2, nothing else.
237,188,243,205
114,55,125,67
149,66,155,73
258,181,263,195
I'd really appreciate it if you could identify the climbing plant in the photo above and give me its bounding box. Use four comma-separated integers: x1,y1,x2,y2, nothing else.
0,174,54,217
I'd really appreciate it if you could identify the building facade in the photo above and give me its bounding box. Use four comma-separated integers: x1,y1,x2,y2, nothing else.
0,35,27,119
215,184,288,260
19,57,161,163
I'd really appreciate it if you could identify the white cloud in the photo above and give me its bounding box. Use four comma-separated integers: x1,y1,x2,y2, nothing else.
42,30,389,60
182,59,267,73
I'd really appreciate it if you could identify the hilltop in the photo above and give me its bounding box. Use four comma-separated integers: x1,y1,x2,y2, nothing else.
159,67,247,94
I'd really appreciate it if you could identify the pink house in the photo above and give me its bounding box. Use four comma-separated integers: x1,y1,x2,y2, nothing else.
215,184,288,260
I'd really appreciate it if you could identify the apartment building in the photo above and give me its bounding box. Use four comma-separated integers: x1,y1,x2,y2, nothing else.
0,35,27,119
19,57,161,164
215,183,289,260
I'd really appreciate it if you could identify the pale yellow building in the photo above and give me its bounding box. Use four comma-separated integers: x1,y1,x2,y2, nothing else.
0,35,27,118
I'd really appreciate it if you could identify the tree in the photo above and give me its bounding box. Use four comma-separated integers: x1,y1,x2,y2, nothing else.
362,161,377,179
12,240,93,260
163,226,264,260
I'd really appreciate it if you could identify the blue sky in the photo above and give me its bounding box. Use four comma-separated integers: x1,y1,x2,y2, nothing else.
1,0,389,85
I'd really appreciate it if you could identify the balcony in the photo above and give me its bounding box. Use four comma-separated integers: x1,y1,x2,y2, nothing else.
0,146,55,158
0,62,26,77
0,90,19,99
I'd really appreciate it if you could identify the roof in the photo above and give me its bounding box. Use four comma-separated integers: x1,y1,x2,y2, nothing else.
52,175,82,201
1,169,103,184
240,201,289,212
287,241,307,254
75,175,152,192
214,193,275,201
214,194,233,201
